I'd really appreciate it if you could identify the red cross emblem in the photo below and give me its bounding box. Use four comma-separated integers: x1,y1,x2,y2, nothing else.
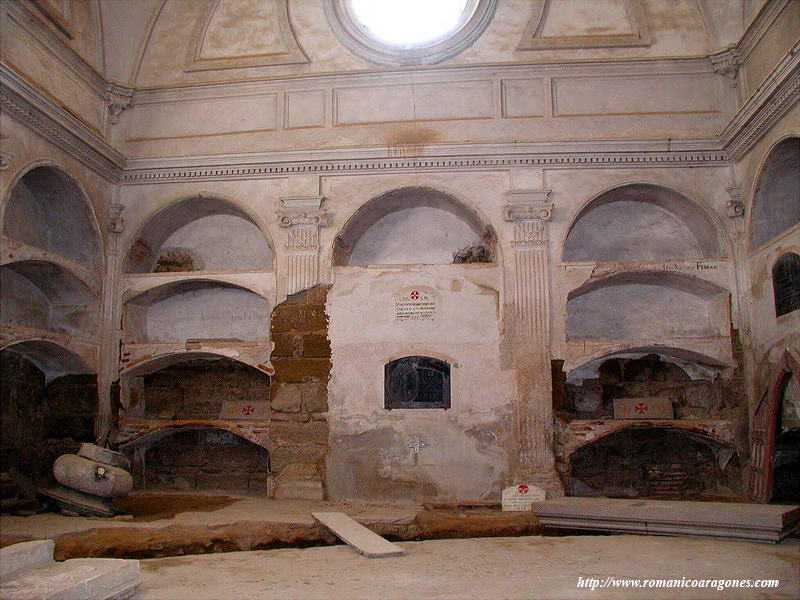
634,402,648,415
518,484,529,494
409,291,420,300
242,404,254,416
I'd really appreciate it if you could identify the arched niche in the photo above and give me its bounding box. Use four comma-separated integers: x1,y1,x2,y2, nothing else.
121,425,271,493
563,183,724,262
566,271,728,340
750,137,800,250
1,261,99,338
1,339,94,382
3,166,101,269
125,196,274,273
569,427,737,499
123,280,269,344
333,186,495,266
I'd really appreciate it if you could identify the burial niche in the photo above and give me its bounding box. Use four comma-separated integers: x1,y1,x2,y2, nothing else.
385,356,451,409
569,428,735,499
563,183,722,262
128,427,270,493
773,252,800,317
333,187,494,266
125,196,273,273
750,137,800,249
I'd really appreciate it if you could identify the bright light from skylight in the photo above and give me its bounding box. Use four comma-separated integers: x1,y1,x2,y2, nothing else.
349,0,470,46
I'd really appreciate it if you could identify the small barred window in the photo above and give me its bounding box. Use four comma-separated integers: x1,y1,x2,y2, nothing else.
773,252,800,317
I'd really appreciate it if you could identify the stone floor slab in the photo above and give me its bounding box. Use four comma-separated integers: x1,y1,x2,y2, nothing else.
312,511,405,558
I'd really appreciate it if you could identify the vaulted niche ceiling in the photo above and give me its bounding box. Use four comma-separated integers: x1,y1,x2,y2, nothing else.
123,280,268,345
750,137,800,250
3,340,94,382
1,261,99,339
333,186,493,266
4,166,100,269
563,184,723,262
125,197,274,273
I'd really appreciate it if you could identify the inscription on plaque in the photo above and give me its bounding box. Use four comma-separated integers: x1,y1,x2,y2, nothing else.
385,356,450,410
502,484,546,511
395,289,436,321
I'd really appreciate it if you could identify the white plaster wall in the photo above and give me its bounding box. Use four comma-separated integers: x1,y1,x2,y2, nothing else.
566,283,725,339
125,286,268,344
325,264,515,502
159,214,274,271
347,206,483,265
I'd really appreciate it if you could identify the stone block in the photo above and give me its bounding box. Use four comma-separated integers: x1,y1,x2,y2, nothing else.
271,333,299,358
270,421,328,446
271,445,327,472
0,540,54,578
302,382,328,413
272,359,330,383
271,305,327,333
302,334,331,358
271,384,302,413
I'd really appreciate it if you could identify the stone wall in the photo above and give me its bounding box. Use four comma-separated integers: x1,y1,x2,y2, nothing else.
0,351,96,483
142,358,270,420
268,285,330,476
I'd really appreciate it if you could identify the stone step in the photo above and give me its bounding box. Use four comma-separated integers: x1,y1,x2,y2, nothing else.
532,498,800,543
0,541,140,600
313,511,406,558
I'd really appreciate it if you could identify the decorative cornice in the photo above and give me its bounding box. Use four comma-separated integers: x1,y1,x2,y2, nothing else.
721,42,800,159
0,64,126,181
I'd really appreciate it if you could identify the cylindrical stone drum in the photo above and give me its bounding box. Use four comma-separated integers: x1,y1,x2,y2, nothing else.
53,454,134,499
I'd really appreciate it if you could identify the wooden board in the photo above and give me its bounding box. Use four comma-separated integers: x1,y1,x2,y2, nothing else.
312,512,405,558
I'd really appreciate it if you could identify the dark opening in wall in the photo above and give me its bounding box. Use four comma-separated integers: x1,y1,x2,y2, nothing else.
569,428,734,499
773,252,800,317
385,356,450,410
137,428,270,493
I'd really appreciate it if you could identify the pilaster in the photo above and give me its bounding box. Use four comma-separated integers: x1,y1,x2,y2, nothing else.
277,196,329,296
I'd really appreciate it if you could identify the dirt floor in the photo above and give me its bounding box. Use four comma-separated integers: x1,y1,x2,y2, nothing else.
136,534,800,600
0,492,544,559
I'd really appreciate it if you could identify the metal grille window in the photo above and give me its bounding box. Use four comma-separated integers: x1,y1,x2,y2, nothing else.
773,253,800,317
384,356,451,409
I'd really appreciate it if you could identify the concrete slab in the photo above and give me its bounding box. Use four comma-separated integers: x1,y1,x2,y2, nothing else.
312,512,405,558
0,540,139,600
532,498,800,542
0,539,55,578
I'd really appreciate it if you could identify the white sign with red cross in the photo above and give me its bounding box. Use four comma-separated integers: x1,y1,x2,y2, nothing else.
613,397,673,419
395,288,436,321
219,400,269,420
502,483,546,511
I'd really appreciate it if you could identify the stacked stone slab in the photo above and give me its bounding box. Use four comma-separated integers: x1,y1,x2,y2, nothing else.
532,497,800,543
269,285,331,499
0,540,139,600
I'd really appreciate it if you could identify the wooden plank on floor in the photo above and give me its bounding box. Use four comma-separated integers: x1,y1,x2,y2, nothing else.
312,512,405,558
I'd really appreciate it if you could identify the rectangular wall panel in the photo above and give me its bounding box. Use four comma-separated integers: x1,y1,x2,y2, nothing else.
501,78,545,118
285,90,326,129
553,74,719,116
130,94,278,140
334,80,494,125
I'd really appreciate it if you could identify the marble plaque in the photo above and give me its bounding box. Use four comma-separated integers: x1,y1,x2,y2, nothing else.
502,483,546,511
613,397,673,419
220,400,268,420
395,289,436,321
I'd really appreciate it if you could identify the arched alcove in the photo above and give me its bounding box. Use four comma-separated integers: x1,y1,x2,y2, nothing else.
123,280,269,344
563,183,723,262
1,343,96,483
564,350,733,420
1,261,99,338
3,166,101,269
566,271,728,340
569,427,737,499
123,425,271,493
750,137,800,250
333,186,495,266
125,196,274,273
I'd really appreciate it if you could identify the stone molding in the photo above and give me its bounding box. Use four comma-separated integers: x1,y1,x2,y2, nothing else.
710,46,742,88
0,65,125,181
278,197,328,295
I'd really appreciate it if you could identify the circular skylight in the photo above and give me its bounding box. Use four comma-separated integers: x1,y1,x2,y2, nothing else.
325,0,496,66
349,0,470,47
